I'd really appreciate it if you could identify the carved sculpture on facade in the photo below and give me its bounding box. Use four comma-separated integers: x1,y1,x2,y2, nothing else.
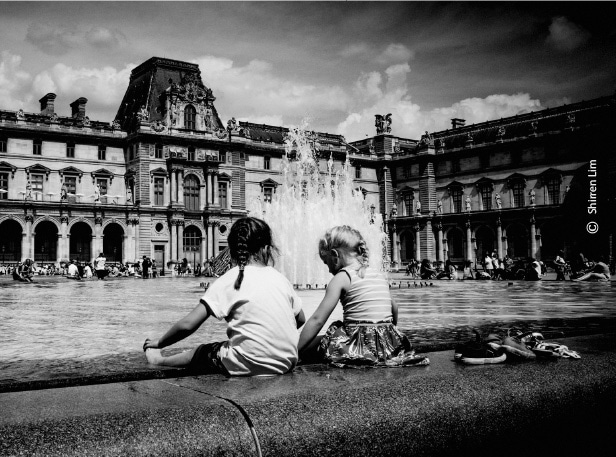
529,188,536,205
415,199,421,214
60,183,67,201
111,120,121,130
25,181,32,200
419,131,434,147
375,113,392,135
497,126,506,139
495,192,502,209
136,105,149,123
82,116,91,127
49,113,59,123
94,184,101,203
227,117,240,133
465,195,471,212
530,120,538,135
151,119,167,133
437,199,443,213
16,109,25,120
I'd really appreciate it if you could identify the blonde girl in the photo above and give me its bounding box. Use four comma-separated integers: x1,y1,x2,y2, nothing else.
298,225,429,367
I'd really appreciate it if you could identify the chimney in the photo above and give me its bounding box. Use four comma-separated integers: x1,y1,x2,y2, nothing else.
39,93,57,115
70,97,88,119
451,118,466,129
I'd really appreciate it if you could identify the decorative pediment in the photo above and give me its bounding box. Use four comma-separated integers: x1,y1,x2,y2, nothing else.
398,185,416,195
91,168,114,184
259,178,280,189
59,166,84,182
506,173,527,186
0,161,17,178
217,171,232,181
474,177,494,191
446,180,465,190
149,167,168,183
26,163,51,180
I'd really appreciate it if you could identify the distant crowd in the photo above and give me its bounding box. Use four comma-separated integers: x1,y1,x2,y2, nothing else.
403,250,612,282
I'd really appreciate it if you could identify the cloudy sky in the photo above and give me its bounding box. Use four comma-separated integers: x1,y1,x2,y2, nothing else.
1,1,615,141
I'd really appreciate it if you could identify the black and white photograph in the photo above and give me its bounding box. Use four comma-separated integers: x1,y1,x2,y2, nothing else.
1,1,615,456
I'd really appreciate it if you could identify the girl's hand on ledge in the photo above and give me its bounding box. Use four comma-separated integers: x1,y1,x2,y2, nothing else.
143,338,160,351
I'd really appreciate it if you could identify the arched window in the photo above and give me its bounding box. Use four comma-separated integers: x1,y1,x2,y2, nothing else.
184,105,196,130
184,175,200,210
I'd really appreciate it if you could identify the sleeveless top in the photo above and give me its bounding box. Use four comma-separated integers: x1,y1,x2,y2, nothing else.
340,267,393,323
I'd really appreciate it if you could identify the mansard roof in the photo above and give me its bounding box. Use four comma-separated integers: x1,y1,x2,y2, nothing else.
114,57,223,132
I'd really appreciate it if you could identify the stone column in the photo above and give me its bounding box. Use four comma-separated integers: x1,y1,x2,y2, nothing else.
94,217,103,264
60,216,69,261
530,216,537,259
391,224,399,268
466,219,473,261
414,223,421,262
436,222,443,262
122,235,129,264
23,215,33,260
207,222,214,258
200,235,207,268
170,171,176,204
178,171,184,206
212,222,219,257
170,221,177,262
206,172,213,206
496,219,503,260
56,234,62,263
177,221,184,260
213,173,219,206
133,219,140,261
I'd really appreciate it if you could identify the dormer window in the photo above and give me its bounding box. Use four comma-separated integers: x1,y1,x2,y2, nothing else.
184,105,196,130
67,142,75,158
0,136,7,153
188,146,195,161
33,139,42,155
98,145,106,161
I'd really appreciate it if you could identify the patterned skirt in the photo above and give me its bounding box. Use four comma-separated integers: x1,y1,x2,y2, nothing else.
318,320,430,368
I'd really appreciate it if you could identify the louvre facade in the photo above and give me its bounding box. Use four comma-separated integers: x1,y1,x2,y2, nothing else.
0,57,614,271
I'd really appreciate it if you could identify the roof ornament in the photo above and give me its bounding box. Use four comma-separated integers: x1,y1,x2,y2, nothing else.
375,113,392,134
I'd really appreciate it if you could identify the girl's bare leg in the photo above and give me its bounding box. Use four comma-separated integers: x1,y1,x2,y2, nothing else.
145,348,197,367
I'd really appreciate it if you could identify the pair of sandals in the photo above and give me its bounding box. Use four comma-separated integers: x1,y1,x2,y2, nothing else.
505,328,581,359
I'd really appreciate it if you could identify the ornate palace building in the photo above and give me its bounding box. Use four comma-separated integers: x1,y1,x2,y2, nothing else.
1,57,614,271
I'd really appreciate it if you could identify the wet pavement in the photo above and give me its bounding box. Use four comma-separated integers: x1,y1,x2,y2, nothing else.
2,333,616,456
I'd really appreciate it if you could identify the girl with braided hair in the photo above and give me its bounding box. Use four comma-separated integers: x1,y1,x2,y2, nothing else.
298,225,429,368
144,217,305,376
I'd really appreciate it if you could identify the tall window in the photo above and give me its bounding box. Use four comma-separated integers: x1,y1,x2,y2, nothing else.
403,193,413,216
512,182,525,207
154,177,165,206
547,177,560,205
66,142,75,158
0,172,8,199
98,145,106,161
480,186,492,211
155,144,163,159
1,136,7,153
451,158,460,174
31,174,44,196
219,151,226,163
184,105,196,130
64,176,77,195
451,188,462,213
355,165,362,179
218,182,228,208
188,146,195,161
263,187,273,203
183,175,200,210
183,226,202,253
403,166,411,179
96,178,108,195
33,139,42,155
264,156,271,170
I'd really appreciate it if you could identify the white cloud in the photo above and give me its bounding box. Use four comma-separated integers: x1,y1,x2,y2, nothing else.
337,64,542,141
546,16,591,52
32,63,134,120
0,51,34,110
339,43,371,59
192,55,350,128
85,27,127,49
376,44,414,65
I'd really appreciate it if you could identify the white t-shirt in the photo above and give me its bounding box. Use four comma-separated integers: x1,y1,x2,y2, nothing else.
95,256,106,270
201,265,302,376
67,263,79,276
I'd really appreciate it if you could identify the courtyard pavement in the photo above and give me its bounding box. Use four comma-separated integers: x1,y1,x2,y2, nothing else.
1,333,615,457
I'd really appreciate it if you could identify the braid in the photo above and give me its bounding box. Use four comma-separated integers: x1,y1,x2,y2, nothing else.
229,217,275,290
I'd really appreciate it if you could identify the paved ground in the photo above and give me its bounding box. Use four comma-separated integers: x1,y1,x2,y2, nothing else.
2,333,616,457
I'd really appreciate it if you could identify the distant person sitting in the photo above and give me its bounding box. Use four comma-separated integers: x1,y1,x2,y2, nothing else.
94,252,109,279
420,259,437,280
572,257,611,282
554,250,567,281
67,260,81,279
526,258,542,281
462,260,474,280
13,259,34,282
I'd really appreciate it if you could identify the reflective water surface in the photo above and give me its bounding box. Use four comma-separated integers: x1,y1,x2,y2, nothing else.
1,276,614,386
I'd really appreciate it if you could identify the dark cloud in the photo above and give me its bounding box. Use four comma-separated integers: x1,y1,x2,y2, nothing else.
26,23,126,56
25,23,79,56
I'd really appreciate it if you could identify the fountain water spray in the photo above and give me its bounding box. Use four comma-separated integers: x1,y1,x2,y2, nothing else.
249,124,388,286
